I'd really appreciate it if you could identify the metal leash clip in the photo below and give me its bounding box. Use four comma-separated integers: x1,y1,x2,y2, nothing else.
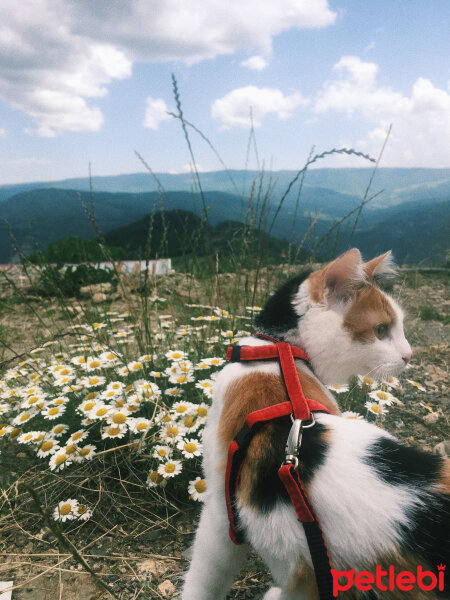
283,415,315,469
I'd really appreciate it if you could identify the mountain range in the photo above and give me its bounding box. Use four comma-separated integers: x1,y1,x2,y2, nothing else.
0,169,448,265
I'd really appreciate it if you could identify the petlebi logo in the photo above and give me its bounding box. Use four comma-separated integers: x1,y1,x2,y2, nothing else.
331,564,446,596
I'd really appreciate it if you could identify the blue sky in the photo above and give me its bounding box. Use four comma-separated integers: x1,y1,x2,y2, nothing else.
1,0,449,184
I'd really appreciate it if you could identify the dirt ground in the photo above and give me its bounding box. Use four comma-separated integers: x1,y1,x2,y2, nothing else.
0,269,448,599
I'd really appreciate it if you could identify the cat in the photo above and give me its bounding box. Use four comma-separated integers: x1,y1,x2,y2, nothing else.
182,249,449,599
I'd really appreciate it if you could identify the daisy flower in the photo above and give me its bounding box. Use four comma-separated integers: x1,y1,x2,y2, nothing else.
214,308,230,317
127,360,144,373
49,451,71,471
150,371,164,378
74,504,93,521
37,439,60,458
0,426,12,438
67,430,89,445
157,459,183,478
195,361,210,371
341,411,364,420
168,373,194,385
357,375,379,390
382,376,400,390
160,423,186,443
128,418,152,434
116,366,130,377
364,401,388,416
17,431,37,444
164,387,183,398
153,445,173,460
204,357,224,367
369,390,395,405
146,470,165,488
138,353,156,363
188,477,207,501
101,424,127,440
108,409,131,426
181,414,201,434
42,404,67,420
195,379,214,391
193,403,209,419
177,438,203,458
100,351,121,366
78,399,98,415
171,401,195,415
53,499,79,522
13,410,36,426
49,396,69,407
327,384,349,393
74,445,97,461
71,355,87,367
89,402,110,420
406,379,426,392
165,350,186,361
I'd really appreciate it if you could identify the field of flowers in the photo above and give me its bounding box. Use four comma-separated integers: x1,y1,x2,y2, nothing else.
0,268,444,599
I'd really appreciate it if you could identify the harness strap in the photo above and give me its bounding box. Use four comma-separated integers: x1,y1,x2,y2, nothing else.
224,340,335,599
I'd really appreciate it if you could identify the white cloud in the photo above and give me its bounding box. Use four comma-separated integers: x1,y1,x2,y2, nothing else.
212,85,307,129
143,97,172,130
0,0,335,136
241,55,269,71
315,56,450,167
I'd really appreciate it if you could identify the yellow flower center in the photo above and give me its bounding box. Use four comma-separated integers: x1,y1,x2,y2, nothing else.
89,361,101,369
176,405,188,413
0,429,7,437
10,428,21,438
184,416,196,428
372,405,382,414
136,422,148,431
194,479,207,493
53,426,64,434
55,454,67,466
363,377,374,385
132,363,143,370
59,503,72,516
107,427,121,436
83,402,95,411
77,357,86,364
162,414,172,423
87,392,97,400
78,505,87,514
41,441,54,452
89,378,99,385
113,413,126,424
376,392,389,401
166,427,178,438
24,434,33,441
196,407,208,417
157,448,167,456
150,471,162,483
60,369,70,376
28,396,38,404
20,413,31,422
54,398,64,405
171,352,183,359
165,463,176,473
65,444,77,455
184,442,197,453
96,408,108,417
48,407,59,416
72,432,83,441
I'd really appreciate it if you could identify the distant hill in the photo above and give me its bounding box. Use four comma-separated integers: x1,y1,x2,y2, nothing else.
2,168,450,208
0,173,448,264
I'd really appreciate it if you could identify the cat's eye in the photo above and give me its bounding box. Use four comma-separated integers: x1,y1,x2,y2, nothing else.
373,324,389,340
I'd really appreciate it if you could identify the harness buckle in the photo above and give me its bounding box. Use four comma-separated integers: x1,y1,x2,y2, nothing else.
283,415,315,468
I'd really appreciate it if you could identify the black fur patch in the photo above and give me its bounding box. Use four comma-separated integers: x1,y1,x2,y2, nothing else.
364,437,443,487
247,419,328,513
255,270,312,339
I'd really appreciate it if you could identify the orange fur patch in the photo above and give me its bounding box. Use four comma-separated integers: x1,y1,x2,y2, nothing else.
434,458,450,495
343,285,396,342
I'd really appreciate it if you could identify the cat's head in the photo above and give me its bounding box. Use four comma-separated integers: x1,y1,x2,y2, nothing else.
255,249,412,384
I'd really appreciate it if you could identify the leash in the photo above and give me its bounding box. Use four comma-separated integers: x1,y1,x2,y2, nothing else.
224,336,335,599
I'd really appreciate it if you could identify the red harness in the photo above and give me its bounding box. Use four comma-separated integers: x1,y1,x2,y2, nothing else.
224,337,335,599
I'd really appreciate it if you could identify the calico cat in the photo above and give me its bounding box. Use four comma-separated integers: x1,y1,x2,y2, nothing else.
182,249,449,600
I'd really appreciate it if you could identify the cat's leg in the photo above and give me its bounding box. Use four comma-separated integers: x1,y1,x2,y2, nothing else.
182,491,249,600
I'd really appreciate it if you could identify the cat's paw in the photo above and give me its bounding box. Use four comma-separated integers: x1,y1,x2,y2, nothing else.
261,587,282,600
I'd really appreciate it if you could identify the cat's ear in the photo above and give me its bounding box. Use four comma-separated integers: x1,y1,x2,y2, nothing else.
324,248,365,301
308,248,365,303
364,251,397,283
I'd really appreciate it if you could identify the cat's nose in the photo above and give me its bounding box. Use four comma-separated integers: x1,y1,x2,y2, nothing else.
402,352,412,364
